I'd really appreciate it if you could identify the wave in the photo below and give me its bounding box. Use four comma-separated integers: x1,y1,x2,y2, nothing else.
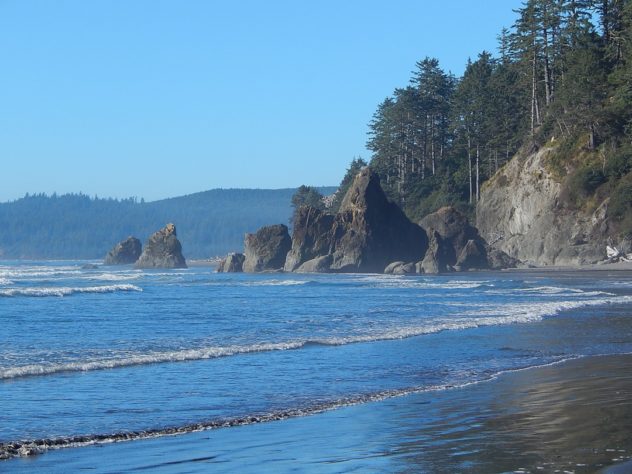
0,284,142,298
245,279,309,286
0,355,579,461
3,294,630,380
0,266,82,279
0,278,12,285
84,273,142,282
352,275,488,289
514,286,613,296
0,341,305,379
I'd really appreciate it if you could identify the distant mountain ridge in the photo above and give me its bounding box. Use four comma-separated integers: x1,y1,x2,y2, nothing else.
0,187,336,259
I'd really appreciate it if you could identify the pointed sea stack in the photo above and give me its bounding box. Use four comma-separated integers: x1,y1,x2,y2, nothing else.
104,236,142,265
135,223,187,269
328,167,428,273
284,168,428,273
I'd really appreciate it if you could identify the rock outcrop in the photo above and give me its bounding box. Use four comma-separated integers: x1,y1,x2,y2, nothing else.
419,207,487,271
384,261,415,275
135,224,187,269
285,168,428,273
417,230,450,274
329,168,427,272
295,254,333,273
217,253,245,273
104,236,142,265
284,207,334,272
243,224,291,272
476,147,610,266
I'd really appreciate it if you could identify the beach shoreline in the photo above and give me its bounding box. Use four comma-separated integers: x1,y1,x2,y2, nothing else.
6,352,632,473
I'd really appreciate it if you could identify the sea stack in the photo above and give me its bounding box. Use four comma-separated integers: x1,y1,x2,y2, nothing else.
135,223,187,269
242,224,291,272
104,236,142,265
283,167,428,274
217,253,245,273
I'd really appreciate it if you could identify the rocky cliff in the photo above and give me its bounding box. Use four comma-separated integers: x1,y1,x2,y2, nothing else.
476,146,611,266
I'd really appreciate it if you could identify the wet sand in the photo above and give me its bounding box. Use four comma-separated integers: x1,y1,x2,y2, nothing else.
6,353,632,473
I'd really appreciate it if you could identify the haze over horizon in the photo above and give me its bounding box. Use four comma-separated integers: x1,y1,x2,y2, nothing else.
0,0,521,203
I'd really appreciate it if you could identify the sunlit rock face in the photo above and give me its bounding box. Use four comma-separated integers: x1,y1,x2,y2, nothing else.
135,223,187,269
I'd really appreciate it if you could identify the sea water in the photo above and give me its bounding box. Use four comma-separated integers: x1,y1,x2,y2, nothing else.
1,261,632,461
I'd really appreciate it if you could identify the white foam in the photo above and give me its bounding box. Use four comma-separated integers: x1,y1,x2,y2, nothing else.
246,280,309,286
0,266,82,280
470,295,632,320
0,278,12,285
0,341,304,379
0,284,142,298
5,294,630,380
352,275,487,289
84,273,141,282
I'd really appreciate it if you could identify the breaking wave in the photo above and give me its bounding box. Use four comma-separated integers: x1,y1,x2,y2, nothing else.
0,284,142,298
2,294,629,380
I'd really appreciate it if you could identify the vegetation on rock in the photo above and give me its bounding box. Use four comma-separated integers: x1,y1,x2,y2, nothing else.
365,0,632,233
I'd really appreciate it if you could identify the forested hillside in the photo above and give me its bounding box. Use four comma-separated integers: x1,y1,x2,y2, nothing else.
367,0,632,237
0,188,335,259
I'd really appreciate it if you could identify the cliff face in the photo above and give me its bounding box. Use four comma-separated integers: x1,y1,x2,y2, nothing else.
476,147,610,266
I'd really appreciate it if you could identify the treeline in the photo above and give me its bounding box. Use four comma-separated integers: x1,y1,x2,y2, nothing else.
366,0,632,225
0,188,335,259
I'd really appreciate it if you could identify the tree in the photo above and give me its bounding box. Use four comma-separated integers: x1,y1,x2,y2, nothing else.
452,52,495,202
291,186,324,212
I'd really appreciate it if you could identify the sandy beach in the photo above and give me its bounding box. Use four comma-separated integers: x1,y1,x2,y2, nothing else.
5,353,631,473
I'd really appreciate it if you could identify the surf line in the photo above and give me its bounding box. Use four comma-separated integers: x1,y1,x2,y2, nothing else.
0,384,456,460
0,356,578,462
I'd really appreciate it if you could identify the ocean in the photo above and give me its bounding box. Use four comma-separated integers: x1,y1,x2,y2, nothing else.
1,261,632,471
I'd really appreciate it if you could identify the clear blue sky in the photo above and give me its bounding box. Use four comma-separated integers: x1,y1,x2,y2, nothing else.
0,0,522,202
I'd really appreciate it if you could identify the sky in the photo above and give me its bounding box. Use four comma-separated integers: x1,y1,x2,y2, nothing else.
0,0,523,202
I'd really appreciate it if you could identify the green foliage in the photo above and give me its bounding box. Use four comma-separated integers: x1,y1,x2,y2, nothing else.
566,164,607,205
608,172,632,236
291,186,325,211
290,185,326,225
363,0,632,229
605,144,632,178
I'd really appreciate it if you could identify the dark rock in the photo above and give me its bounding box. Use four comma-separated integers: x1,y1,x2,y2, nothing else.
104,236,142,265
455,239,488,271
243,224,291,273
384,261,405,274
284,168,427,274
295,255,333,273
135,224,187,269
284,207,335,272
384,261,415,275
418,230,451,274
81,263,99,270
328,168,427,273
420,207,495,271
419,207,482,265
486,247,520,270
217,253,245,273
